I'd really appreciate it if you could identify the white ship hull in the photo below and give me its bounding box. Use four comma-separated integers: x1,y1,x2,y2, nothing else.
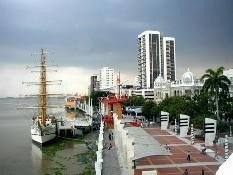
31,123,56,144
31,131,56,144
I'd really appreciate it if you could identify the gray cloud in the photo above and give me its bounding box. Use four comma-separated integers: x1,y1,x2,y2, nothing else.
0,0,233,78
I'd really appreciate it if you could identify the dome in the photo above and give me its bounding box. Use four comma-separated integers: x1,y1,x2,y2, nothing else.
154,74,165,87
182,68,195,84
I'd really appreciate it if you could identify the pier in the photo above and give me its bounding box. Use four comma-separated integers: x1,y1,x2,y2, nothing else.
65,96,94,115
58,97,95,137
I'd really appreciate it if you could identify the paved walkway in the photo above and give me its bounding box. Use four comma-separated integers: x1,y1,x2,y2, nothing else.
134,126,222,175
102,130,121,175
137,161,220,169
101,124,227,175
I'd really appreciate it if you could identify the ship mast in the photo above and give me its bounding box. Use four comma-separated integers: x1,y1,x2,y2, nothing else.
40,48,47,125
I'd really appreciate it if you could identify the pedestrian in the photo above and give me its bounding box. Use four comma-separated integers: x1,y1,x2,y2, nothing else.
108,132,112,140
201,144,206,154
108,143,112,150
183,169,189,175
214,149,219,159
202,169,205,175
141,122,143,128
111,132,114,140
187,151,191,161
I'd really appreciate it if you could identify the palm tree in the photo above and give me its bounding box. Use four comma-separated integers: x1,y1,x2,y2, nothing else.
201,67,231,120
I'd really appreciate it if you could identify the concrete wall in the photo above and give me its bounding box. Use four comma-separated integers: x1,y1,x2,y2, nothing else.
179,114,190,137
113,114,135,175
205,118,217,146
161,111,169,130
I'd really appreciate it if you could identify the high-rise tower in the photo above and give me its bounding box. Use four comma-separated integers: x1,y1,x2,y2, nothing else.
99,67,115,90
89,75,99,94
138,31,162,89
137,31,176,88
163,37,176,81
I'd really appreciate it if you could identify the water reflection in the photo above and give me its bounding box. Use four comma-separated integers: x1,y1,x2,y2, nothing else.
31,143,43,175
31,134,96,174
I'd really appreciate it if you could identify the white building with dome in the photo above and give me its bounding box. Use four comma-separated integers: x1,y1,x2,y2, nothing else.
131,68,233,101
154,68,204,102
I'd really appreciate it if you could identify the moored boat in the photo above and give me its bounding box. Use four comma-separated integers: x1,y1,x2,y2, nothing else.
31,116,56,144
65,96,78,110
26,49,61,144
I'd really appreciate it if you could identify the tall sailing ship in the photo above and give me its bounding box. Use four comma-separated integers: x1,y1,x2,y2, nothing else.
28,49,60,144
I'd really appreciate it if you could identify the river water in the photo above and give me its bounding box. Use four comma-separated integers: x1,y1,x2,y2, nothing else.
0,97,97,175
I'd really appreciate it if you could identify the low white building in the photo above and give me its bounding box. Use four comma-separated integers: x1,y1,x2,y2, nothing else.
131,68,233,102
154,69,204,102
131,88,154,100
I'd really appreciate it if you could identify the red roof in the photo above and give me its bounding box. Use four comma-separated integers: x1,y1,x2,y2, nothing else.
100,96,128,104
102,116,113,123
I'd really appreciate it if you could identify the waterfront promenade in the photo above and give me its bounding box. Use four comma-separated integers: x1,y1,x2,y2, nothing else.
102,122,228,175
135,126,222,175
102,129,122,175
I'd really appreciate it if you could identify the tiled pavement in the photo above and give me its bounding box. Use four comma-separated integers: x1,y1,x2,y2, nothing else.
134,127,222,175
102,130,121,175
102,126,226,175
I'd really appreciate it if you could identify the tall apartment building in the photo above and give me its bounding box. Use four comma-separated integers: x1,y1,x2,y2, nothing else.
137,31,176,89
99,67,115,90
89,75,99,94
163,37,176,81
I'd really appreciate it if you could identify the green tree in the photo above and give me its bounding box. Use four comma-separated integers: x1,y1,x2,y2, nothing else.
192,91,213,116
219,93,233,121
150,103,160,120
122,96,145,106
142,101,155,120
90,91,108,108
201,67,231,120
158,96,195,121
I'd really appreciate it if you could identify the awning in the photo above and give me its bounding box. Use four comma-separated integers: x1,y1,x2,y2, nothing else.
101,96,128,104
126,127,171,160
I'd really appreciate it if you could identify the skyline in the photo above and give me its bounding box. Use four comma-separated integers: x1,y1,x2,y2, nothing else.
0,0,233,97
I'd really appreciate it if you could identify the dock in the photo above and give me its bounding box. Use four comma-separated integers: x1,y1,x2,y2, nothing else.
58,97,95,137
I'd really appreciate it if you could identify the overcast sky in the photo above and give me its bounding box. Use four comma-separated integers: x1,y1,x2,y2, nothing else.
0,0,233,97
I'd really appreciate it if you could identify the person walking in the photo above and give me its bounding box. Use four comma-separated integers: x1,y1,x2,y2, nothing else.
187,151,191,161
202,169,205,175
108,143,112,150
183,169,189,175
108,132,112,140
214,149,219,159
201,144,206,154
